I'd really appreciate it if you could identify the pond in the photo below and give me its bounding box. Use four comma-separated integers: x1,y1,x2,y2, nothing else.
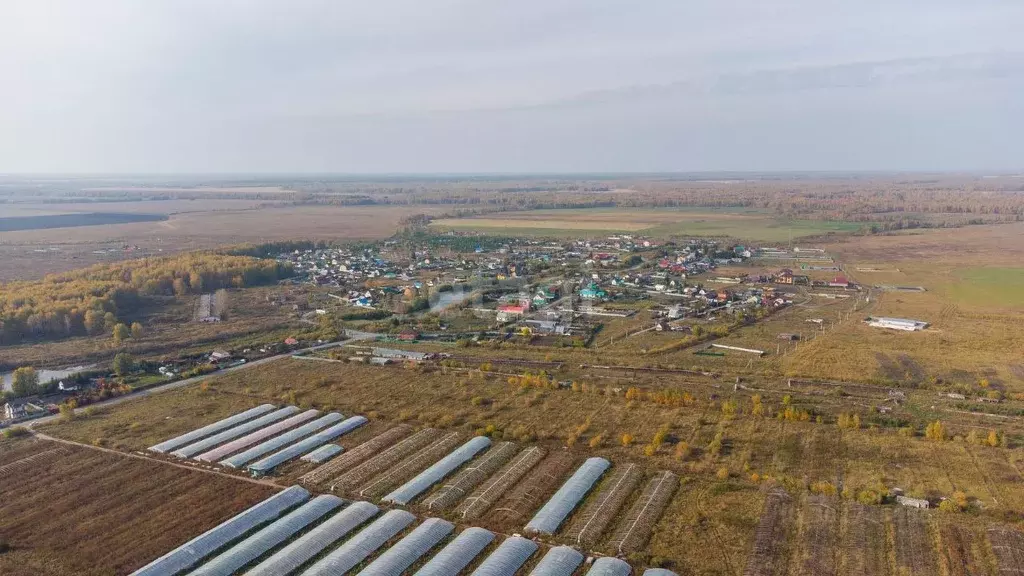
1,365,95,392
429,287,476,312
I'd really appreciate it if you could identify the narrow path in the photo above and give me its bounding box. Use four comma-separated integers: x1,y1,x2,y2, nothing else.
31,431,283,489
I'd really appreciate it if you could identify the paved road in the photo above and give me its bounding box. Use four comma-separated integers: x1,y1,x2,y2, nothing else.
25,332,377,428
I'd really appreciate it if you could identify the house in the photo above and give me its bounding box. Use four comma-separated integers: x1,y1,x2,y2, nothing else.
829,275,850,288
497,304,527,322
397,328,420,342
776,269,794,284
896,495,930,509
4,399,30,420
579,283,607,300
209,350,232,363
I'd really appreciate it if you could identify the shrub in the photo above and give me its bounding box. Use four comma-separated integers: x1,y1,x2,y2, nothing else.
2,426,30,439
716,467,730,480
621,433,634,447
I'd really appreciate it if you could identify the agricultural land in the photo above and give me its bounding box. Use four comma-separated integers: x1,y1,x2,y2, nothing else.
2,173,1024,576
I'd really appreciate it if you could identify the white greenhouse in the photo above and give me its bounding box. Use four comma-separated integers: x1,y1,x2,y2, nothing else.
148,404,276,453
524,457,611,535
245,501,380,576
129,485,309,576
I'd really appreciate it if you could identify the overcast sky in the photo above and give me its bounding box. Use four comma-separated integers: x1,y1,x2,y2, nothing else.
1,0,1022,173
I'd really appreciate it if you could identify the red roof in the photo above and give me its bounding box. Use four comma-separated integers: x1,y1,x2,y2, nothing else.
497,304,526,313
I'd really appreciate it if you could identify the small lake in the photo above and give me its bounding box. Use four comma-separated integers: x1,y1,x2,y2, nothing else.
429,288,476,312
1,365,95,392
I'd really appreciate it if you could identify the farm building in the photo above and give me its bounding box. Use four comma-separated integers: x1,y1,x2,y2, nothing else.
865,317,929,331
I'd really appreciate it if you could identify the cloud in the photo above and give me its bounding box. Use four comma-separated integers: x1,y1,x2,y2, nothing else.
0,0,1022,172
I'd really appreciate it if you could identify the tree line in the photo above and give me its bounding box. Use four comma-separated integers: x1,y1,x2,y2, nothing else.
0,253,291,345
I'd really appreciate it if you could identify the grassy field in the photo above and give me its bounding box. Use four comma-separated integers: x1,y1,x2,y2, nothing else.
430,208,862,242
46,357,1024,512
0,437,274,576
945,267,1024,309
776,223,1024,388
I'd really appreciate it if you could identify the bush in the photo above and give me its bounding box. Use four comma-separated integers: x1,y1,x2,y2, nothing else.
716,467,730,480
2,426,30,439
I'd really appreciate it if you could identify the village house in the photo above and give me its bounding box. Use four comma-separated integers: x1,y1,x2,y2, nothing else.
397,328,420,342
496,304,528,322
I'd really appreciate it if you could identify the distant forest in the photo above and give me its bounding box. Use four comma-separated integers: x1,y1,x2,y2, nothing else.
0,253,291,345
0,212,167,232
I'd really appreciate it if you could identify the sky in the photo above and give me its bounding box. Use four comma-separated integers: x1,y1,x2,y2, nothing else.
1,0,1022,173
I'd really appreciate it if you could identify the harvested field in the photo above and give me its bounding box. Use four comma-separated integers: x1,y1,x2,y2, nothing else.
330,427,442,493
431,208,861,242
606,470,678,555
455,446,546,520
357,431,462,499
840,503,886,576
563,463,643,547
988,527,1024,576
742,489,794,576
489,451,576,527
423,441,519,512
891,507,938,576
0,437,66,468
0,204,444,281
0,446,68,477
794,494,839,576
0,438,273,576
939,524,989,576
300,425,412,486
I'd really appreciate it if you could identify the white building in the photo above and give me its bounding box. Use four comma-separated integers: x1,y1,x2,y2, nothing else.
866,317,929,331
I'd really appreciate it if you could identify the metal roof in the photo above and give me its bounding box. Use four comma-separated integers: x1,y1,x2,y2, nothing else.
147,405,276,453
382,436,491,505
412,527,495,576
245,501,380,576
641,569,678,576
129,485,309,576
191,495,343,576
524,457,611,535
